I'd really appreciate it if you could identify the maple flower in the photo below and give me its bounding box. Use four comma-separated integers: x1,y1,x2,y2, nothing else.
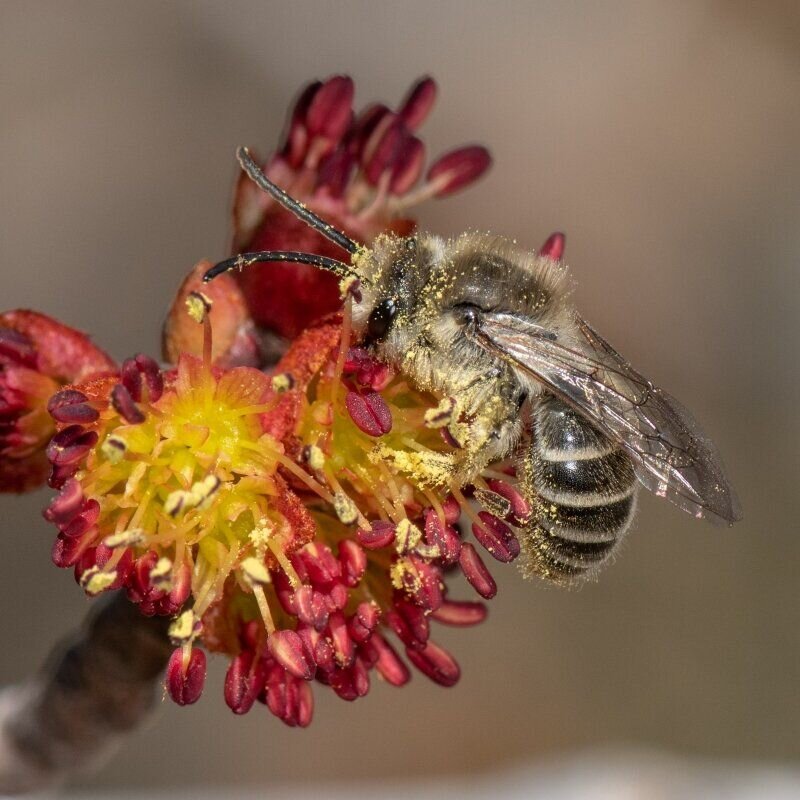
32,73,524,728
0,310,115,493
231,74,491,338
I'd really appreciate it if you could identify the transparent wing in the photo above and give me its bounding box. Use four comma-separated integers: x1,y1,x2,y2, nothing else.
472,312,742,525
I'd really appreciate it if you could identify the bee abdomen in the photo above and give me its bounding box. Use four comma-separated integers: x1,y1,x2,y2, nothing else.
522,395,636,583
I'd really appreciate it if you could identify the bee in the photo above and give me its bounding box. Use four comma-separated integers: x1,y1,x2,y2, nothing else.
205,147,741,583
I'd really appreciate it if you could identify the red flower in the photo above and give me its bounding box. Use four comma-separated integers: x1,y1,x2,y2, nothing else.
230,75,492,338
0,311,115,492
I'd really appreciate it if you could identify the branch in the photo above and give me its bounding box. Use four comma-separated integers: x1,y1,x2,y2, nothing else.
0,592,171,794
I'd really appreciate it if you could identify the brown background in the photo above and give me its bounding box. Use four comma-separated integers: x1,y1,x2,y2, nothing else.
1,0,798,791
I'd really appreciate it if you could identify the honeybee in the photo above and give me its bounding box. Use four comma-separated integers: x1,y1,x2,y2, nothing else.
205,147,741,583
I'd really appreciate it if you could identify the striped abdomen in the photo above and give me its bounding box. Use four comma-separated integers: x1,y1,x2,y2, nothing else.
521,394,636,583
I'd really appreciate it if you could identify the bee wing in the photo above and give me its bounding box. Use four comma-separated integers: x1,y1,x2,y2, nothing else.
472,313,742,525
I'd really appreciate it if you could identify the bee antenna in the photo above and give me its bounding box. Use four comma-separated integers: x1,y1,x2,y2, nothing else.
236,146,359,256
203,250,366,285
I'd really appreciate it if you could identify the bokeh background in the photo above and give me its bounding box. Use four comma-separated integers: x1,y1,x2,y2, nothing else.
1,1,798,795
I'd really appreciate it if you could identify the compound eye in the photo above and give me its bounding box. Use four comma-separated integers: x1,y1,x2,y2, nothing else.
367,298,398,342
452,302,483,328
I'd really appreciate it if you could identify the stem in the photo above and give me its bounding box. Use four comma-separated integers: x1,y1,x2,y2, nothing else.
0,592,172,794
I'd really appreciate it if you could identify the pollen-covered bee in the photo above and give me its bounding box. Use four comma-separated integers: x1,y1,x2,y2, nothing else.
205,147,741,583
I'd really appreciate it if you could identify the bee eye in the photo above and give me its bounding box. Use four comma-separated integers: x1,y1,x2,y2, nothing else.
367,298,398,341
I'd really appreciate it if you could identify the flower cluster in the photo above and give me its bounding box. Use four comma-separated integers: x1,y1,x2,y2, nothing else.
0,75,564,727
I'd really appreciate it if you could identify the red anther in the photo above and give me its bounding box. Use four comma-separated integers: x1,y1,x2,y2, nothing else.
368,632,410,686
364,117,404,185
166,647,206,706
390,135,425,195
327,582,349,611
126,550,159,602
348,103,391,157
135,354,163,402
111,383,145,424
343,347,370,374
472,511,520,563
296,542,341,587
407,556,444,612
294,585,329,631
486,479,532,524
297,625,335,672
423,509,462,565
120,358,143,402
405,640,460,687
43,478,84,525
272,570,299,615
386,609,417,650
426,145,492,197
351,658,370,697
459,542,497,599
282,80,322,166
349,601,380,643
338,539,366,587
48,462,78,490
539,231,566,261
329,666,359,701
398,76,437,131
388,599,429,650
265,666,314,727
137,600,157,617
51,529,94,568
47,389,99,424
225,650,262,715
357,520,396,550
328,611,356,669
306,75,354,142
165,561,192,609
440,495,461,524
46,425,98,466
345,390,392,437
239,620,262,652
0,328,36,367
268,629,315,680
295,678,314,727
60,498,99,539
73,547,99,584
316,149,355,197
431,599,488,626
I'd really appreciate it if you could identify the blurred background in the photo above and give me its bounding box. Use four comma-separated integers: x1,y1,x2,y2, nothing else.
1,1,798,796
